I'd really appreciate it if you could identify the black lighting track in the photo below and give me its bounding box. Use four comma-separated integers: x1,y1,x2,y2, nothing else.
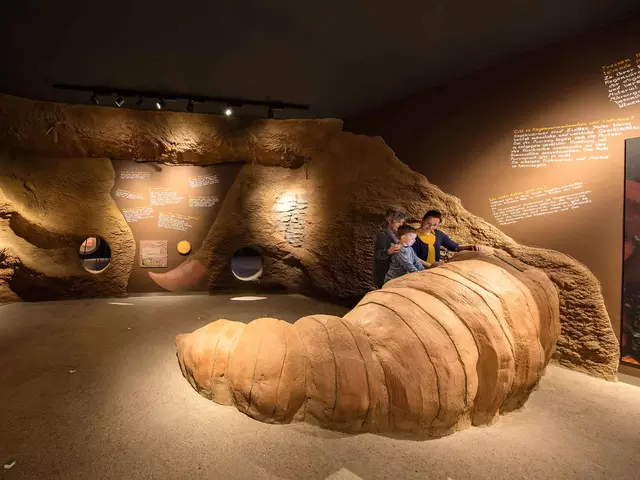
52,84,310,111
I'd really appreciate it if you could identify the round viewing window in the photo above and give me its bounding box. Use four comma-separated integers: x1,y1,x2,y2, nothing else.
79,236,111,273
231,247,263,281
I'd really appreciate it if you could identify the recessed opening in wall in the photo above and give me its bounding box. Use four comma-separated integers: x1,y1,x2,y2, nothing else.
231,247,263,281
79,236,111,273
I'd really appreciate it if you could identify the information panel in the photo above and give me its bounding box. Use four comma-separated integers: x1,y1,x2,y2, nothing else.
110,160,241,293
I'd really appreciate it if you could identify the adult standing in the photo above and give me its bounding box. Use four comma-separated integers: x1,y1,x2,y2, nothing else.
413,210,478,267
372,207,407,288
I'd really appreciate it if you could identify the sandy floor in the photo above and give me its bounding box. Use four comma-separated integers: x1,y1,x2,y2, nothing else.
1,294,639,480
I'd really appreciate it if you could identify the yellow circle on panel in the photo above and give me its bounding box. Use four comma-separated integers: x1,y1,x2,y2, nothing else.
177,240,191,255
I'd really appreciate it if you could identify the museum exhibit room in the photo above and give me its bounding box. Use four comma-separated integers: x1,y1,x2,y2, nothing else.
2,1,640,479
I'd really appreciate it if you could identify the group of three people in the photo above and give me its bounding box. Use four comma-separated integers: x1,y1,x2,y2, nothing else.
373,208,478,288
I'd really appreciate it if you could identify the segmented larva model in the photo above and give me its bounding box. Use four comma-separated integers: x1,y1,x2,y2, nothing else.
176,251,560,436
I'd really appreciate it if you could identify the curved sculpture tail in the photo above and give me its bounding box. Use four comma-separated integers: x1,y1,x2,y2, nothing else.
176,252,560,435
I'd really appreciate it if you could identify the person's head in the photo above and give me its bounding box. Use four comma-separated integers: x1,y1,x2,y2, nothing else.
421,210,442,233
397,224,418,247
385,207,408,232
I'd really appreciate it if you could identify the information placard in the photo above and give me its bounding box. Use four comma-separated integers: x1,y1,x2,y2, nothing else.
140,240,168,268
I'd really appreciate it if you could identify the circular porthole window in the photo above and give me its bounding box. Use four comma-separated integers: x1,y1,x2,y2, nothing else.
79,236,111,273
231,247,263,281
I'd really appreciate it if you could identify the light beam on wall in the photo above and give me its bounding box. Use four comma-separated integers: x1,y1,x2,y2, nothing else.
115,96,125,107
91,93,99,105
156,98,164,110
224,106,233,116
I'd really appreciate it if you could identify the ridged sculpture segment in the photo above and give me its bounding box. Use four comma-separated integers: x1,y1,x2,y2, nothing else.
176,251,560,435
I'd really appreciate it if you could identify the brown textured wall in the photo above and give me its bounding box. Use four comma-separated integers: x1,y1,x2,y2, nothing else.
0,93,622,379
0,93,340,303
0,154,135,302
346,15,640,376
0,94,341,166
179,132,619,379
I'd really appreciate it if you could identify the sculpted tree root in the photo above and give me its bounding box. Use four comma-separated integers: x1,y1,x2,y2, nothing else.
176,252,560,435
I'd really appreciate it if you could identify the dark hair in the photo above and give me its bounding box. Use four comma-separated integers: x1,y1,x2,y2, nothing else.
385,207,408,223
423,210,442,221
397,224,417,237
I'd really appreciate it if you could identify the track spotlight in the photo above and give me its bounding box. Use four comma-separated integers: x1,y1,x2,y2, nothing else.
55,84,311,114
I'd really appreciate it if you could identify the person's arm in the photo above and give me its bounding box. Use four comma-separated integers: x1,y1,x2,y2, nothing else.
440,232,460,252
419,258,442,268
412,251,425,271
374,232,396,260
456,244,480,252
439,231,480,252
396,249,420,273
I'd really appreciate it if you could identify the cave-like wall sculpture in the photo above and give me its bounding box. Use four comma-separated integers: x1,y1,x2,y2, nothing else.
0,93,619,380
176,251,560,435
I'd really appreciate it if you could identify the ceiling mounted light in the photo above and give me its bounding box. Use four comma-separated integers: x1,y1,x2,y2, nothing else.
156,98,164,110
115,96,125,107
267,106,274,119
91,93,99,105
187,99,194,113
224,106,233,116
136,96,144,108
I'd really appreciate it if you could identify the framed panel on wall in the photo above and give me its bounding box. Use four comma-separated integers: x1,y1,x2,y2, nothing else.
622,137,640,368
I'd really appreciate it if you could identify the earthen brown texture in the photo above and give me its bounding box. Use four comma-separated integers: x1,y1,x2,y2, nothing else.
176,252,560,434
0,93,619,379
345,17,640,379
0,154,134,303
0,94,339,167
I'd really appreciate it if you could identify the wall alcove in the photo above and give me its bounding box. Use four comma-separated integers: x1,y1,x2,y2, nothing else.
79,237,111,273
231,247,263,281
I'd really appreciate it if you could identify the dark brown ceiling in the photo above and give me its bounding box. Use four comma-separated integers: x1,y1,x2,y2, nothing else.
1,0,638,118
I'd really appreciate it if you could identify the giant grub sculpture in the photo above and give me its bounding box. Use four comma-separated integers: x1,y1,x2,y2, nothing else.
176,251,560,435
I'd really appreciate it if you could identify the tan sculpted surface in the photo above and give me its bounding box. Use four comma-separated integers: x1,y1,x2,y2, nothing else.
0,154,134,303
176,252,561,434
0,94,619,378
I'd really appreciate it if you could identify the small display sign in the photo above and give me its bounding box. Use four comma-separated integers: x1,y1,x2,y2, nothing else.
140,240,168,268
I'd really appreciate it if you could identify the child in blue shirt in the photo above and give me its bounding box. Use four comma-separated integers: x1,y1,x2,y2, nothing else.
384,224,425,284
